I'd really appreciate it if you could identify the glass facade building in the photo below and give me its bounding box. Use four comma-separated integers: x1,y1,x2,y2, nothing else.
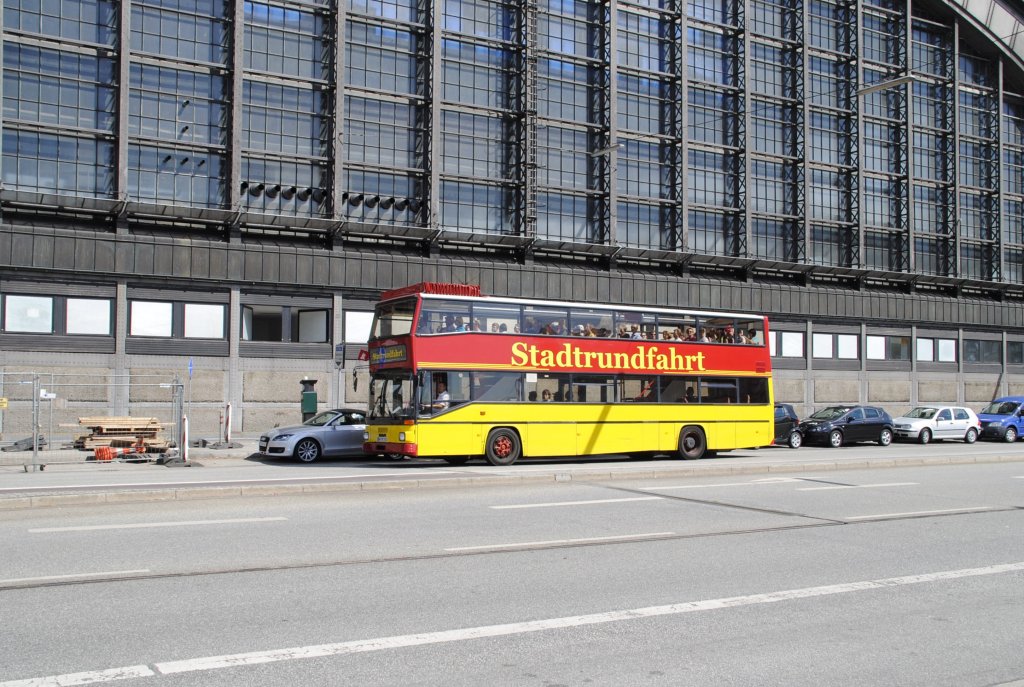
4,0,1024,431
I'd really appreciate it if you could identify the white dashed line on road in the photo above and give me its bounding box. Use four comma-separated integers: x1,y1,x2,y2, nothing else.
641,478,799,490
490,496,662,509
844,507,994,520
444,531,676,552
797,482,918,491
29,517,288,533
0,570,150,585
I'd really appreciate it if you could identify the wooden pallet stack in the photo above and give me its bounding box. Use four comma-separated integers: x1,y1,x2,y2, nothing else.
70,417,172,452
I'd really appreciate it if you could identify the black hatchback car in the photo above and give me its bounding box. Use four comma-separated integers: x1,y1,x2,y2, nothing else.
799,405,894,447
773,403,802,448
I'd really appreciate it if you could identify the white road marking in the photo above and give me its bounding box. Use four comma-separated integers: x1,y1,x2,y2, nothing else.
0,570,150,585
641,478,799,490
0,474,457,492
6,560,1022,685
845,507,994,521
797,482,918,491
0,665,155,686
444,531,676,552
29,517,287,533
491,496,662,509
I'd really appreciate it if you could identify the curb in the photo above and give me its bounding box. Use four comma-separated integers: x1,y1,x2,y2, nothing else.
1,452,1022,511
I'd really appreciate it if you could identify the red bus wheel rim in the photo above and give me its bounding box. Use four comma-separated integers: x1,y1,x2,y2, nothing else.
494,436,512,457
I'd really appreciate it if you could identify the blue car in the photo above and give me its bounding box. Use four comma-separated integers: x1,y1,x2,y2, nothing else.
977,396,1024,442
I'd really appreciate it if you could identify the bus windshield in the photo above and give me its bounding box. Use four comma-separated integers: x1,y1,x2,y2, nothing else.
371,298,415,339
368,373,415,420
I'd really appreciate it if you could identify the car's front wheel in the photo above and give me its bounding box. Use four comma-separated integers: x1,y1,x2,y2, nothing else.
828,429,843,448
878,427,893,446
918,428,932,445
1005,426,1018,443
787,430,802,449
294,438,321,463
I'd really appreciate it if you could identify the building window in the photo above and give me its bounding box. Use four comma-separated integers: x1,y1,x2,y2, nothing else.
242,305,331,342
3,295,53,333
2,295,112,335
916,337,956,362
130,301,225,339
813,333,858,359
345,311,374,343
2,130,116,198
5,0,117,45
769,331,804,358
297,309,328,343
184,303,225,339
5,44,117,132
129,301,173,337
66,298,112,335
1008,342,1024,365
963,339,1000,363
867,335,911,360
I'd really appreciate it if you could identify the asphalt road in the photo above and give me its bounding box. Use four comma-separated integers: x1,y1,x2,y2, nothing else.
1,455,1022,686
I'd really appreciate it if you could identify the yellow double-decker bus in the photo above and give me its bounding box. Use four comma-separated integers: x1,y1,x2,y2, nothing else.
363,283,774,465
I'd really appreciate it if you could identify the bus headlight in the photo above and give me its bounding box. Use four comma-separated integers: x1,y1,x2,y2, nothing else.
363,431,369,441
398,432,406,441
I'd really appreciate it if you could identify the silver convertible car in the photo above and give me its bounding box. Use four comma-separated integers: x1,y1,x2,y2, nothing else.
259,409,368,462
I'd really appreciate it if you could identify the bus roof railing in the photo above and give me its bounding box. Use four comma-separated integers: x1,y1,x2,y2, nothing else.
381,282,482,301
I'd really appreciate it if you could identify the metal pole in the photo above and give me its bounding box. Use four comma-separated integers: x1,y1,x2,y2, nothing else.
181,415,189,465
48,372,53,451
31,374,39,471
224,402,232,444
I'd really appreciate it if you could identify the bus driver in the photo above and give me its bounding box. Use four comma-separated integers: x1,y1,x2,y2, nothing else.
426,377,450,411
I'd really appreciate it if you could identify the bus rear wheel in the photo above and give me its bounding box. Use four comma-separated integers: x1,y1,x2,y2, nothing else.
485,429,521,466
677,425,707,460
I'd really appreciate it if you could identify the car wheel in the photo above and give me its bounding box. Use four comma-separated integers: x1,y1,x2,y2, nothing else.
787,430,802,449
878,428,893,446
964,428,978,444
678,425,707,460
828,429,843,448
294,438,321,463
918,428,932,445
485,429,521,466
1005,426,1018,443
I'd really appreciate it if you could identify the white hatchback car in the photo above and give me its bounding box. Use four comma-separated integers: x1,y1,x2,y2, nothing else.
892,406,981,444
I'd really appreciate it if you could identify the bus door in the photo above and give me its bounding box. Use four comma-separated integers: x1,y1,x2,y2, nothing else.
572,375,649,455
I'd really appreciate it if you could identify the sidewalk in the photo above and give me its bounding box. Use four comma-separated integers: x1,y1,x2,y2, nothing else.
2,441,1024,511
0,439,259,468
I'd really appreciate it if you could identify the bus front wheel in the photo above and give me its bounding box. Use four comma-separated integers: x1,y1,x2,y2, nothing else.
677,426,707,460
485,429,521,466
